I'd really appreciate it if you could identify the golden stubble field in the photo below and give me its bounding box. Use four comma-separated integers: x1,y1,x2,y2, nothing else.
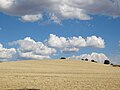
0,60,120,90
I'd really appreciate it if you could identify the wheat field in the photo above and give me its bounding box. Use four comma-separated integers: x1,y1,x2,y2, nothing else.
0,60,120,90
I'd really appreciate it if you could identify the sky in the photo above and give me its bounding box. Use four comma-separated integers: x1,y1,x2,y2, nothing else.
0,0,120,64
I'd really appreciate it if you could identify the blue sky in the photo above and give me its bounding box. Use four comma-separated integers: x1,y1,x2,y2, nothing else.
0,0,120,64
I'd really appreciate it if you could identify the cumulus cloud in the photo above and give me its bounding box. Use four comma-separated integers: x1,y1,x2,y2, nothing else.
0,0,120,23
69,52,109,63
18,51,50,60
10,37,56,60
20,14,42,22
62,48,79,54
0,34,108,61
0,43,16,61
86,36,105,48
47,34,105,53
0,34,105,61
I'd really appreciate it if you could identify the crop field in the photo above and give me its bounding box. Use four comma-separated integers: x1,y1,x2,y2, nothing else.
0,60,120,90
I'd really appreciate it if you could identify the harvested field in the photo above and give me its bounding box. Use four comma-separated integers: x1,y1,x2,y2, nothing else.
0,60,120,90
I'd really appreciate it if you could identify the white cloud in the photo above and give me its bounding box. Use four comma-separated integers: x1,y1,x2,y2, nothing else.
18,51,50,60
58,4,91,20
86,36,105,48
0,43,16,61
3,34,105,60
50,13,62,24
62,48,79,54
0,35,109,62
0,0,120,23
47,34,86,53
11,37,56,60
69,52,109,63
0,0,14,10
47,34,86,48
20,14,42,22
47,34,105,53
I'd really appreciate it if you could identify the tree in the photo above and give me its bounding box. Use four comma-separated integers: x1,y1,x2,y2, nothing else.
91,60,97,63
85,58,88,61
60,57,66,59
91,60,95,62
111,63,113,65
104,60,110,64
81,59,84,61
